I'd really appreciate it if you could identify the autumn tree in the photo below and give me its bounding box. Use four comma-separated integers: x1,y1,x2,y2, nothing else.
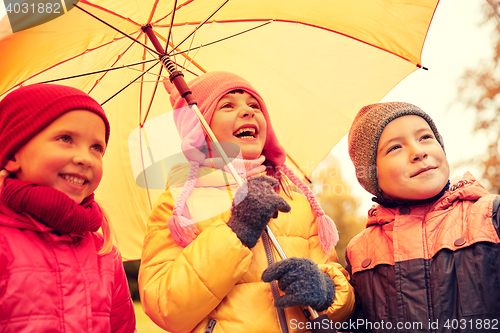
458,1,500,192
310,155,365,266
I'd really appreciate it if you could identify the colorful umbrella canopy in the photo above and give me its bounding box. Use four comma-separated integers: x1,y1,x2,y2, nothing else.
0,0,439,260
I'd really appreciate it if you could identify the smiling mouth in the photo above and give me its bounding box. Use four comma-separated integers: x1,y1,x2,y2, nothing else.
61,174,87,186
233,127,257,139
412,167,436,177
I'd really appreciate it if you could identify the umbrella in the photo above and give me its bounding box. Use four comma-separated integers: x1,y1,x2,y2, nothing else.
0,0,439,260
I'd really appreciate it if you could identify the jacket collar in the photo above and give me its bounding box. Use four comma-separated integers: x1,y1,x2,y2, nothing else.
167,162,239,189
0,200,83,241
0,199,52,232
366,172,489,227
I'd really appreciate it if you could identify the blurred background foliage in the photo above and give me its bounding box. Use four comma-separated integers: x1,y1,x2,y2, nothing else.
310,155,366,266
458,0,500,192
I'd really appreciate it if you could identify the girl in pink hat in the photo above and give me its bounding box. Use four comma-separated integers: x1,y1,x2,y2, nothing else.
0,83,136,332
139,71,354,332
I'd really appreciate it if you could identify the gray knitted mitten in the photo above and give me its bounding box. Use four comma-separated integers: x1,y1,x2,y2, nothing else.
261,257,336,312
228,175,291,248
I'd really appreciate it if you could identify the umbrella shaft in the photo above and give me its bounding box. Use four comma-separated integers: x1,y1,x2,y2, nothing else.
143,24,166,54
265,226,287,260
265,226,319,319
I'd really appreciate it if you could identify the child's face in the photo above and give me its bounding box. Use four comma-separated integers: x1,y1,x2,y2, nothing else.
210,91,267,160
6,110,106,204
376,115,449,201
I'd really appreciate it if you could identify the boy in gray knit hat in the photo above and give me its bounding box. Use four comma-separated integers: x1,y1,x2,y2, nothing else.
343,102,500,332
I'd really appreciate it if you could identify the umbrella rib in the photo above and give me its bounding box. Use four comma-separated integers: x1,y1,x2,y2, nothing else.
101,61,161,106
169,0,230,53
171,20,273,56
73,3,161,56
79,0,142,27
168,61,199,77
146,30,207,74
146,0,162,24
88,37,146,94
141,65,164,126
37,59,159,84
181,29,198,72
150,0,192,26
166,0,179,54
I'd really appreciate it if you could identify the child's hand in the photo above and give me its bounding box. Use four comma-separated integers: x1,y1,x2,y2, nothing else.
227,175,291,248
261,257,336,312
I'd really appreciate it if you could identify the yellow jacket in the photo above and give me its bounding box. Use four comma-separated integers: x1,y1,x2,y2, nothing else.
139,165,354,333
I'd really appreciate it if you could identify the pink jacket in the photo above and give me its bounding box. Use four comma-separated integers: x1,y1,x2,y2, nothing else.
0,201,136,332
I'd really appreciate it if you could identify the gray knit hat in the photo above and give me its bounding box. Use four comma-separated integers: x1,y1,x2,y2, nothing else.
348,102,445,197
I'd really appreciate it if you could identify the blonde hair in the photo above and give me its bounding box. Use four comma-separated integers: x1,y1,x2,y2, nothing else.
97,205,118,256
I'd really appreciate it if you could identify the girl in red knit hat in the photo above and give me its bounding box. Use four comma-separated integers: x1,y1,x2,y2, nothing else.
139,71,354,333
0,84,136,332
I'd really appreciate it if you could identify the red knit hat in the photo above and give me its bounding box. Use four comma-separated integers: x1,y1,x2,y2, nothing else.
0,83,110,169
166,72,338,254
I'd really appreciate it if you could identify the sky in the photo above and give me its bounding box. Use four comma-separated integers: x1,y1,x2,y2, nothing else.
327,0,495,214
0,0,494,215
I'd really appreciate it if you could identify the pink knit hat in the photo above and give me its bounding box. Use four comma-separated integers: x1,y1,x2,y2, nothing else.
169,71,286,166
166,71,338,253
0,83,110,169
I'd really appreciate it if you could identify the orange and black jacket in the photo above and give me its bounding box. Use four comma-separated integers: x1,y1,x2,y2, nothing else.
345,173,500,333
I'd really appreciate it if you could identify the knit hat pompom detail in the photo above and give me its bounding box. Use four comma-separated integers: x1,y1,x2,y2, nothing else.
166,72,338,253
0,83,110,169
348,101,445,197
167,214,199,247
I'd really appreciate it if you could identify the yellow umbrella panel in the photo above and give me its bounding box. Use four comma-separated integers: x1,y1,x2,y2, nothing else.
0,0,439,259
